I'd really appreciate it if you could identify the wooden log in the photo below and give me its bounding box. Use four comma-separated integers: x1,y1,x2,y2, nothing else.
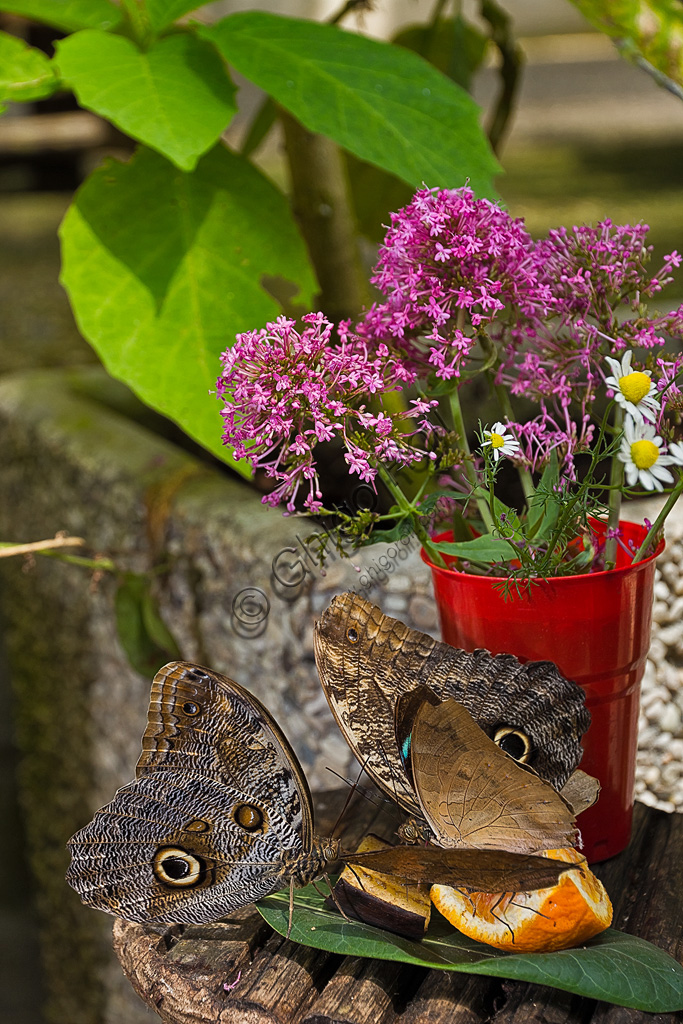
112,794,683,1024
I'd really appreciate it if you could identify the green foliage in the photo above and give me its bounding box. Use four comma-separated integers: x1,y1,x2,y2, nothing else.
0,0,119,32
0,30,59,101
1,1,501,466
59,144,317,472
570,0,683,94
114,573,181,677
257,885,683,1012
144,0,203,33
199,12,500,197
54,30,237,171
394,14,489,91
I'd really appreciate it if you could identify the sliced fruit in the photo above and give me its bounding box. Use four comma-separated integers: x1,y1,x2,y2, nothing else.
330,833,431,940
431,847,613,953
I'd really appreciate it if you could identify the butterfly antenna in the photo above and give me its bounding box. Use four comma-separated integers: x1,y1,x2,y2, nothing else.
324,766,383,811
329,759,374,840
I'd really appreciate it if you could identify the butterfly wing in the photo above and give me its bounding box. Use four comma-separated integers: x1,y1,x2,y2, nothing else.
314,593,589,813
343,845,575,893
67,662,314,923
410,698,577,853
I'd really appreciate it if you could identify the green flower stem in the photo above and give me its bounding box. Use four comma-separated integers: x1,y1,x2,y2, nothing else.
604,405,624,569
477,328,535,505
631,475,683,564
494,382,535,504
41,551,117,572
377,466,448,568
448,389,496,533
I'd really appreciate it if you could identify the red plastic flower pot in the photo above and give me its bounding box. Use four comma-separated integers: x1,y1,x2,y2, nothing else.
421,519,663,863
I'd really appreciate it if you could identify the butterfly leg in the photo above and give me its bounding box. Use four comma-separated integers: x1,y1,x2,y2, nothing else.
286,878,295,940
490,892,516,945
507,896,552,921
322,873,353,922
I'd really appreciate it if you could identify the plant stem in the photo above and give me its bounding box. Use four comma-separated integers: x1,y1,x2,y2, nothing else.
448,389,496,532
119,0,152,47
280,110,369,323
476,328,534,505
494,380,535,503
378,466,448,568
604,405,624,569
631,476,683,563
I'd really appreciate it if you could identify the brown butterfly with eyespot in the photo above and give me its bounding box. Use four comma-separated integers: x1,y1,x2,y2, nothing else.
66,662,576,928
314,593,598,830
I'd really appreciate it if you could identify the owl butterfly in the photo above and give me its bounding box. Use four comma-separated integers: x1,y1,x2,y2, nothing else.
314,593,598,833
67,662,573,927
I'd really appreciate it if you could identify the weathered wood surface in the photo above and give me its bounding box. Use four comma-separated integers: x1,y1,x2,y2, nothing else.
113,792,682,1024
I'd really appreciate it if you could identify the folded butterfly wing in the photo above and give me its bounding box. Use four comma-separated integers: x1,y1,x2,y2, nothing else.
410,698,578,854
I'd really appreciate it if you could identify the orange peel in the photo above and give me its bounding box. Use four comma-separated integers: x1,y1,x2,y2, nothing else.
430,847,613,953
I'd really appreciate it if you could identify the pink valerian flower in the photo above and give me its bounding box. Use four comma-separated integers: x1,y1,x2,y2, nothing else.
358,185,552,377
499,220,683,428
217,313,423,512
508,410,594,479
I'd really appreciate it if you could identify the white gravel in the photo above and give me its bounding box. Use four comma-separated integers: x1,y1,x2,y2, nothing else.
630,499,683,813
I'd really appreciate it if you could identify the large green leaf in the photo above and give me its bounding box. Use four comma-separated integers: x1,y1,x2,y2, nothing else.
54,30,237,171
144,0,206,32
257,886,683,1012
0,30,59,102
59,144,318,471
0,0,119,32
199,11,500,198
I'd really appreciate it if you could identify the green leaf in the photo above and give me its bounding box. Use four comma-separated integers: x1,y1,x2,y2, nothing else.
394,15,488,91
0,30,59,102
54,30,237,171
431,534,514,562
199,11,500,198
144,0,205,32
569,0,683,94
257,886,683,1012
527,451,561,540
115,573,181,676
0,0,119,32
367,521,414,545
58,144,317,471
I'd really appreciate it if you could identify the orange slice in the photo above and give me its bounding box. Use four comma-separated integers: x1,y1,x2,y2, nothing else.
430,847,613,953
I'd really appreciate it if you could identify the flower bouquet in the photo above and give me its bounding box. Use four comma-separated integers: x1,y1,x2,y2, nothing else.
216,186,683,859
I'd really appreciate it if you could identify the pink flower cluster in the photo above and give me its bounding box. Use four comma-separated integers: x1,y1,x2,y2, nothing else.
359,185,553,380
217,313,430,512
501,221,683,433
216,187,683,514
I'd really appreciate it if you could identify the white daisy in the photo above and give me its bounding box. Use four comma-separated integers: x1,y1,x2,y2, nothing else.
481,421,520,463
605,350,660,423
618,419,682,492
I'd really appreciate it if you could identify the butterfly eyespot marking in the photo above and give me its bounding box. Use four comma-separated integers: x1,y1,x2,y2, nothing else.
153,847,206,888
494,725,532,762
181,701,201,716
346,627,359,643
233,802,266,833
182,818,211,833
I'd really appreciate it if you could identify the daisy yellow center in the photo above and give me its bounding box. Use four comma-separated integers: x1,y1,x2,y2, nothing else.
489,431,505,449
630,439,659,470
619,372,651,404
